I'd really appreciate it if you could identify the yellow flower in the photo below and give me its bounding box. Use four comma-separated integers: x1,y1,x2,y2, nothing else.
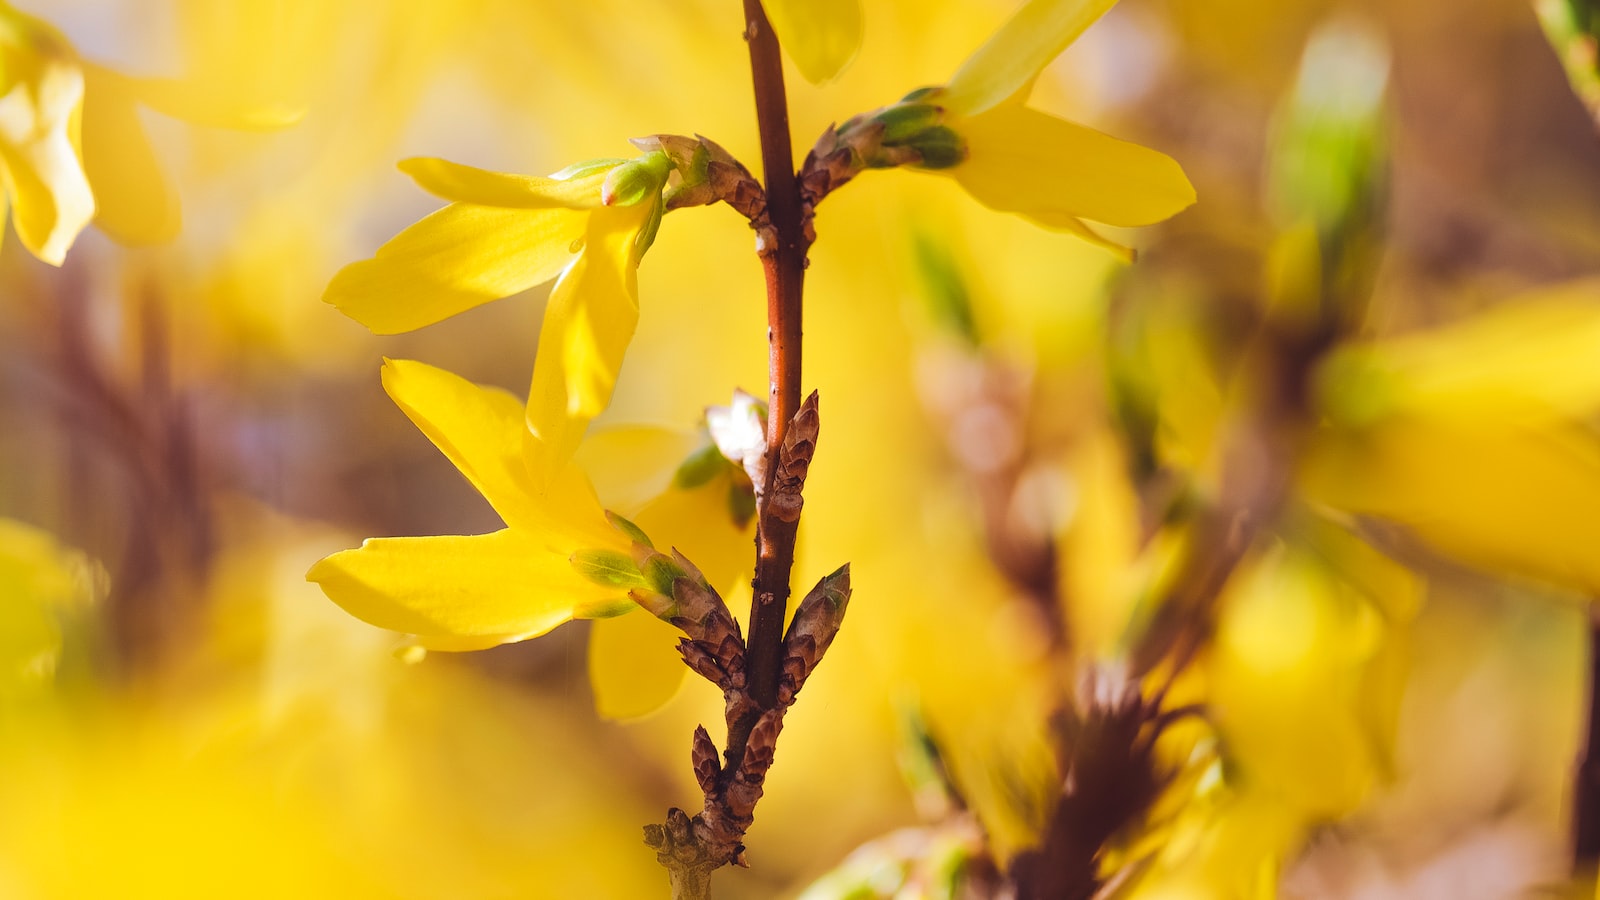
761,0,862,85
307,359,752,719
847,0,1194,260
1304,281,1600,595
0,4,93,265
307,358,639,652
324,152,671,478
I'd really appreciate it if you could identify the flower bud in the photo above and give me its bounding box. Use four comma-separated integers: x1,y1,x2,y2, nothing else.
600,150,671,207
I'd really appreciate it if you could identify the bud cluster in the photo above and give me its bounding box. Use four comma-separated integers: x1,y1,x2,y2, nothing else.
799,88,970,241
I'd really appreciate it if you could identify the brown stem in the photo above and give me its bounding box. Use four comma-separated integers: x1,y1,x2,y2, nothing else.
646,5,817,894
1574,603,1600,874
742,0,808,735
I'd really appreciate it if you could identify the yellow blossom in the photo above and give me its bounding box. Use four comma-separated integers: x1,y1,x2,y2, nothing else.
854,0,1195,260
324,152,671,476
308,359,752,719
307,358,639,651
0,3,93,265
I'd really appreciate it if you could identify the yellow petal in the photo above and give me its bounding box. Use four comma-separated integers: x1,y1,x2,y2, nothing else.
307,529,622,649
0,17,93,266
587,609,688,720
1303,417,1600,594
398,157,614,209
762,0,863,85
1016,208,1135,261
524,203,650,477
1317,282,1600,429
944,0,1120,115
952,104,1195,229
323,202,586,334
380,358,543,531
79,65,179,245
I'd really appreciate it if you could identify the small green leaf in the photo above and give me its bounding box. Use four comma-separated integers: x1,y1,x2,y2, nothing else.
571,548,648,589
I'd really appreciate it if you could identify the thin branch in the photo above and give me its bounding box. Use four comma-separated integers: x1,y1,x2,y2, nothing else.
1574,603,1600,874
742,0,809,719
645,3,832,894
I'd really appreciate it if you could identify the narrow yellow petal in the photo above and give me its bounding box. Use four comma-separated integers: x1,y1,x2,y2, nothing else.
1303,418,1600,594
323,203,586,334
79,65,179,245
1015,208,1135,261
380,358,543,531
587,610,688,720
524,203,649,476
307,529,621,649
944,0,1120,115
398,157,613,209
762,0,863,85
1317,282,1600,429
952,105,1195,228
0,42,93,265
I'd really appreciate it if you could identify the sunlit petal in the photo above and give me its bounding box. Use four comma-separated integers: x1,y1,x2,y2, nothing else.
380,358,543,531
307,529,621,649
524,203,650,477
952,105,1195,228
944,0,1120,115
323,202,586,334
399,157,615,210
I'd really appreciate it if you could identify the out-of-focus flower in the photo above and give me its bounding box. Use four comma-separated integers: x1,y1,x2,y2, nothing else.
825,0,1194,260
0,518,101,702
762,0,863,84
0,4,93,265
324,152,671,472
1305,282,1600,595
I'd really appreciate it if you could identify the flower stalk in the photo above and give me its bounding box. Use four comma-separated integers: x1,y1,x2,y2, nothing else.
643,2,842,895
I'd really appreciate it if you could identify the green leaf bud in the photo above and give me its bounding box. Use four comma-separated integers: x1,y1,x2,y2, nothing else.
601,150,672,207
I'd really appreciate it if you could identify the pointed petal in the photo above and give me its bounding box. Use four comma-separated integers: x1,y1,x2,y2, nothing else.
944,0,1120,115
1303,418,1600,594
1016,208,1135,261
398,157,614,209
323,203,586,334
0,40,93,266
524,203,650,476
79,65,179,245
306,529,623,649
952,105,1195,228
1317,284,1600,428
762,0,863,85
587,609,689,720
380,358,544,531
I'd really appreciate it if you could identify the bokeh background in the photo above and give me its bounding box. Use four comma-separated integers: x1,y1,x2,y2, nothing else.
2,0,1599,896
